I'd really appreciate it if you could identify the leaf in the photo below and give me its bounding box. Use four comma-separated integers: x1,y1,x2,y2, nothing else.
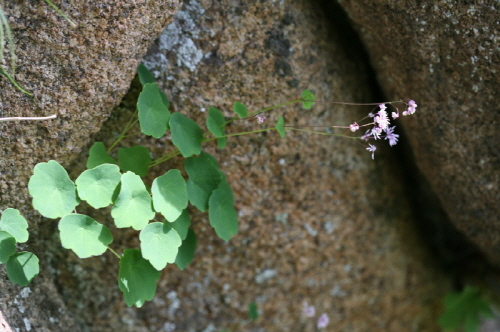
171,210,191,240
28,160,79,219
58,214,113,258
208,180,238,241
87,142,117,169
151,170,188,222
75,164,121,209
233,102,248,118
206,107,227,149
118,145,151,177
185,152,223,212
118,249,160,307
175,228,197,270
301,89,316,109
0,208,29,243
6,252,39,287
139,222,182,270
159,89,170,109
137,83,170,138
137,63,155,85
0,231,16,264
170,112,204,158
276,116,286,138
111,172,155,230
248,302,259,321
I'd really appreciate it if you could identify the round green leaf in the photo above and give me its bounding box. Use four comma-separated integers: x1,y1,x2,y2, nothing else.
171,210,191,240
169,112,203,158
75,164,121,209
301,89,316,109
139,222,182,270
0,208,29,243
138,83,170,138
0,231,16,264
185,152,223,212
152,169,188,222
87,142,117,169
206,107,227,149
276,116,286,138
118,145,151,177
233,102,248,118
137,63,155,85
58,214,113,258
111,172,155,230
6,252,39,286
28,160,79,219
208,180,238,241
119,249,160,307
175,228,197,270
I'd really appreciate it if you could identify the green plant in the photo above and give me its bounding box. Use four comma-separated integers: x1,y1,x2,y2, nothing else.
0,63,417,307
439,286,495,332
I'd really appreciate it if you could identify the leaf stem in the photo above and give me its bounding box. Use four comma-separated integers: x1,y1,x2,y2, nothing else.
108,111,139,153
107,246,121,259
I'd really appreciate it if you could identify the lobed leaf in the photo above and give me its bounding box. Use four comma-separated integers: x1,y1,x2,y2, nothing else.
137,63,156,85
58,214,113,258
87,142,117,169
6,252,39,287
138,83,170,138
233,102,248,118
276,116,286,138
206,107,227,149
0,231,16,264
170,112,203,158
28,160,79,219
152,169,188,222
171,210,191,240
118,145,150,177
175,228,197,270
301,89,316,109
185,152,222,212
208,180,238,241
139,222,182,270
111,172,155,230
118,249,160,307
75,164,121,209
0,208,29,243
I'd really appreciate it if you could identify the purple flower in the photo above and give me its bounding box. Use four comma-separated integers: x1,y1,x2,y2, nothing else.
384,126,399,146
403,100,417,116
392,111,399,119
317,313,329,329
371,126,382,140
257,115,266,124
379,103,387,111
350,122,359,132
361,129,372,141
374,110,389,130
366,144,376,159
302,301,315,318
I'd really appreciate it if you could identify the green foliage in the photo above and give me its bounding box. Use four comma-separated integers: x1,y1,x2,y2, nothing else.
175,228,197,270
439,286,493,332
206,107,227,149
0,231,16,264
28,160,80,218
170,210,191,240
58,214,113,258
248,302,259,321
0,208,29,243
6,252,39,287
276,116,286,137
119,249,160,307
111,172,155,230
209,179,238,241
87,142,117,168
118,145,151,176
137,63,156,85
152,169,188,222
233,102,248,118
137,83,170,138
301,89,316,109
139,222,182,270
185,152,223,212
75,164,121,209
170,112,204,157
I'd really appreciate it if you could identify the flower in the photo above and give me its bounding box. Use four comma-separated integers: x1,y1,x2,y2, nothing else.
366,144,376,159
302,301,315,318
392,111,399,119
361,129,371,141
317,313,329,329
384,126,399,146
371,126,382,140
403,100,417,116
257,115,266,124
374,110,389,130
349,122,359,132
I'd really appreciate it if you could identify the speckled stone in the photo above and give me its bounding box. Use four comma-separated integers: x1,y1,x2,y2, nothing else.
0,1,180,331
337,1,500,267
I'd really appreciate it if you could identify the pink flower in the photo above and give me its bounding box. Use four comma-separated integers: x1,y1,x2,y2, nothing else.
257,115,266,124
371,126,382,140
361,129,372,141
366,144,376,159
379,103,387,111
374,110,389,130
317,313,329,329
403,100,417,116
392,111,399,119
384,126,399,146
350,122,359,132
302,301,315,318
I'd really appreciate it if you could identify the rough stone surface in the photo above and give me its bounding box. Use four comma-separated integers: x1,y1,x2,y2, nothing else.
0,0,180,331
48,0,450,331
337,1,500,267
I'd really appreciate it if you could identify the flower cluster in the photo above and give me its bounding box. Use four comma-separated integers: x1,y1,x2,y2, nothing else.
302,301,329,329
350,100,417,159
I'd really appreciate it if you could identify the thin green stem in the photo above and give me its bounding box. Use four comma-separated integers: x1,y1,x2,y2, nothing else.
44,0,77,27
0,69,33,96
108,113,139,153
150,149,181,167
107,246,121,259
287,127,358,139
204,127,276,142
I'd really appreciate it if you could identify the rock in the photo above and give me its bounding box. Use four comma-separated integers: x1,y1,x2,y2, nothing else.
337,1,500,268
